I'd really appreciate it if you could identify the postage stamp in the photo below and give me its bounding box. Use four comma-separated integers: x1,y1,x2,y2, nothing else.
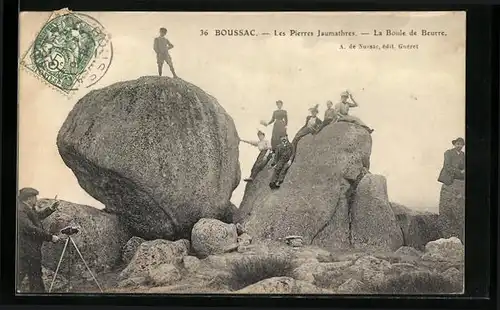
20,9,113,95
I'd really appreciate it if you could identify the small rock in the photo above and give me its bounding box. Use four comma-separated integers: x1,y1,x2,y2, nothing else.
422,237,464,262
118,276,147,288
237,233,252,246
118,239,188,280
317,252,333,263
235,277,295,294
390,263,419,274
122,236,146,265
294,280,330,294
183,256,201,272
441,267,463,285
236,223,246,235
285,236,304,248
191,218,238,257
337,278,365,294
237,244,256,253
395,246,423,258
149,264,182,286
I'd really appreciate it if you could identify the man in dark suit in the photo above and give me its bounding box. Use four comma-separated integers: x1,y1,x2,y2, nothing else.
269,135,294,189
17,187,61,293
291,104,323,151
438,137,465,186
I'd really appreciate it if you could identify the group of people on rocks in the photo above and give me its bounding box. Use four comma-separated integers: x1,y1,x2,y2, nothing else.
241,90,374,189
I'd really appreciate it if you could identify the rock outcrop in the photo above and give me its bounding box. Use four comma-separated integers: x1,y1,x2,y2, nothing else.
391,203,441,250
38,199,131,276
421,237,464,263
350,175,403,251
57,77,241,240
235,122,401,251
438,180,465,241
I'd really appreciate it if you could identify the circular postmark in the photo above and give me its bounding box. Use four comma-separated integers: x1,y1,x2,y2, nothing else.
25,11,113,93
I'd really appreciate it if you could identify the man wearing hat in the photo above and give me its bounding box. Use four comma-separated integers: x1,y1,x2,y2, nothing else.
17,187,61,292
291,104,323,151
241,130,272,182
438,138,465,186
269,134,294,189
317,100,339,132
335,91,374,133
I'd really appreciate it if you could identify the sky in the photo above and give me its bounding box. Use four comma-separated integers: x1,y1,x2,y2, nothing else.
18,11,465,213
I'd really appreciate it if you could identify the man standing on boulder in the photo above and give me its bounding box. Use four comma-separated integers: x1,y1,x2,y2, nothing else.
335,91,374,133
241,130,272,182
269,134,294,189
438,137,465,186
17,187,61,293
153,27,178,78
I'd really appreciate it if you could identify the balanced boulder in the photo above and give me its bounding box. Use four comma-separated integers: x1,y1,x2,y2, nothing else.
438,180,465,241
235,122,400,252
56,77,241,240
38,199,131,276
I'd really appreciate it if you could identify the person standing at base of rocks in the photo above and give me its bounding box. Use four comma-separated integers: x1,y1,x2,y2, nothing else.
317,100,338,133
241,130,272,182
261,100,288,154
153,27,178,78
335,91,374,134
438,137,465,186
269,134,294,189
17,187,61,293
291,104,323,151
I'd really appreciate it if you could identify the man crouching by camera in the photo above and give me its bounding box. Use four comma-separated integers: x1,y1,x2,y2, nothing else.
17,187,62,293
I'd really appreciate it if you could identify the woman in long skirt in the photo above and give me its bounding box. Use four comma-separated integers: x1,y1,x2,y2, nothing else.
261,100,288,152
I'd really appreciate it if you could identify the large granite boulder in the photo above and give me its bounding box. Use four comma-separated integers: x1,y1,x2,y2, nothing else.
235,122,401,251
391,203,441,251
56,77,241,240
350,175,403,251
38,199,131,277
438,180,465,241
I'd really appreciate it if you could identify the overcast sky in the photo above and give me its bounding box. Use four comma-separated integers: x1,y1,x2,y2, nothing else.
19,12,465,213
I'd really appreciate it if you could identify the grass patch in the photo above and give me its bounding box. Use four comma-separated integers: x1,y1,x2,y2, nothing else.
227,255,297,291
368,271,463,294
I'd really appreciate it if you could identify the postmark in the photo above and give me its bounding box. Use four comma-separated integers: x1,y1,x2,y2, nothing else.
20,9,113,95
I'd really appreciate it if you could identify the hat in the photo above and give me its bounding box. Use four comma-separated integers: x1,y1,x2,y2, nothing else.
19,187,39,201
341,91,349,97
309,104,319,113
257,129,265,136
452,137,465,145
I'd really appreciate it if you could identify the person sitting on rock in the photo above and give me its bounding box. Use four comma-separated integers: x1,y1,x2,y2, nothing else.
241,130,272,182
269,134,294,189
153,27,178,78
317,100,338,133
335,91,374,134
438,137,465,186
291,104,323,151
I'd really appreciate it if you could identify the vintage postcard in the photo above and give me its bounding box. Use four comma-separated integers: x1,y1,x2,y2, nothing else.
17,10,465,295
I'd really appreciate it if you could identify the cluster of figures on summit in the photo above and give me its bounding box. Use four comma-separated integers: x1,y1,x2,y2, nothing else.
241,91,374,189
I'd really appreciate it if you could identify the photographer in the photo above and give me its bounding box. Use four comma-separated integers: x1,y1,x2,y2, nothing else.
17,187,61,293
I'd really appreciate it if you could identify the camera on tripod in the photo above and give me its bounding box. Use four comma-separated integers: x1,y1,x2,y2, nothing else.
60,225,80,236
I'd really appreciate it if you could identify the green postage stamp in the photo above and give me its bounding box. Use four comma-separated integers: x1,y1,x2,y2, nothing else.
20,9,113,95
